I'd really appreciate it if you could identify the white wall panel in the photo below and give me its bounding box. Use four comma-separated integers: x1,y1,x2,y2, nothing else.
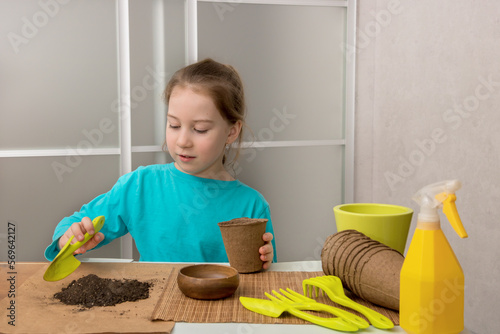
198,3,346,142
236,146,344,262
0,0,119,149
129,0,186,147
0,156,121,261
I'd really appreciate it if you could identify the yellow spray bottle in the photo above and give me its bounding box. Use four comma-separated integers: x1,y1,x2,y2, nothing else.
400,180,467,334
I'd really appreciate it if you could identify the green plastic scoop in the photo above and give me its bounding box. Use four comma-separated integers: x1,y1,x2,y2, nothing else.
43,216,105,282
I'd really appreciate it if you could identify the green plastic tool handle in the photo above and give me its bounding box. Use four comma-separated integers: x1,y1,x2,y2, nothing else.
60,216,105,259
283,288,369,329
265,293,358,332
305,279,393,330
329,294,393,330
286,302,366,329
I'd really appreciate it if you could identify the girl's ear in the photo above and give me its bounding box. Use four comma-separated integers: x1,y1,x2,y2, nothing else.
226,120,243,145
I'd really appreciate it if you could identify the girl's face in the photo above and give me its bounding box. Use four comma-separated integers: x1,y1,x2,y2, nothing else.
166,86,241,180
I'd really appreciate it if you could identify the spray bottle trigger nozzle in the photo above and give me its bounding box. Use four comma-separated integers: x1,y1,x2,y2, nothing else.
436,193,468,238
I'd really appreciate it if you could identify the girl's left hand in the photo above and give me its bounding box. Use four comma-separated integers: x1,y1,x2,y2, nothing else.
259,232,274,270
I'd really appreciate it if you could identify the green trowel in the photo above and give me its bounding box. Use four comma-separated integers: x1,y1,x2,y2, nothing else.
43,216,105,282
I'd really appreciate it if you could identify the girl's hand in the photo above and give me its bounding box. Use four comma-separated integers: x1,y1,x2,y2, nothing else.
57,217,105,255
259,232,274,270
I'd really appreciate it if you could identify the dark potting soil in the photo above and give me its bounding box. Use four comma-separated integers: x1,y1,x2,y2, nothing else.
54,274,151,308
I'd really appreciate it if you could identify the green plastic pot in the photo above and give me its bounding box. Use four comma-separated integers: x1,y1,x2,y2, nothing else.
333,203,413,254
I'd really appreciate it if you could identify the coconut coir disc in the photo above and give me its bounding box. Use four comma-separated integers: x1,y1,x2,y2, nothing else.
334,234,367,283
322,230,361,276
352,244,390,297
218,217,267,273
325,230,369,277
321,230,404,311
332,234,375,293
328,231,360,276
321,231,354,274
345,240,381,295
356,248,404,310
338,239,374,290
321,235,333,274
326,234,340,276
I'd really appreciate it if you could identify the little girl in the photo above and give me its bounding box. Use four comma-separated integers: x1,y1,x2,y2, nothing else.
45,59,276,269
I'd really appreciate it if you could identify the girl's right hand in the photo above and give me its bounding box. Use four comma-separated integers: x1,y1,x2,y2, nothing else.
57,216,105,255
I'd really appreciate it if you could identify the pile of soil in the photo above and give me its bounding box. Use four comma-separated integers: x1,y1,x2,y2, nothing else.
54,274,151,308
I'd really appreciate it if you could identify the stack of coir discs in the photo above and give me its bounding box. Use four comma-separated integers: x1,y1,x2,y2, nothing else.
321,229,404,310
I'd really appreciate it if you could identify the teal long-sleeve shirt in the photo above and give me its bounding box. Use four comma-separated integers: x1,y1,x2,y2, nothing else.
45,163,276,263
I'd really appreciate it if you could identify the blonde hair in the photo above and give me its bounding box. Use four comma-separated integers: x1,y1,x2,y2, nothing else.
163,58,246,167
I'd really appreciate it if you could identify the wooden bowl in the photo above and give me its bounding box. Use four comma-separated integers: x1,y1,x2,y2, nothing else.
177,264,240,300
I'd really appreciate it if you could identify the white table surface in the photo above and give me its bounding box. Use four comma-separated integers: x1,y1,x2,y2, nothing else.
167,261,470,334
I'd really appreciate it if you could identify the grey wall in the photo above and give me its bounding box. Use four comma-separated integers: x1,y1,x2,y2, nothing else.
355,1,500,333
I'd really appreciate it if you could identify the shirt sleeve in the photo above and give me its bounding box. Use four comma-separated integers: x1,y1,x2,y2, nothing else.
44,173,133,261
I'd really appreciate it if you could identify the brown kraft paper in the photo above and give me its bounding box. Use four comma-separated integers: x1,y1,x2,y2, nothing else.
0,262,176,334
